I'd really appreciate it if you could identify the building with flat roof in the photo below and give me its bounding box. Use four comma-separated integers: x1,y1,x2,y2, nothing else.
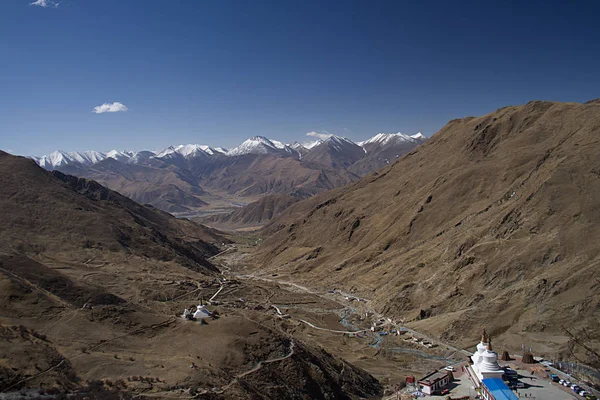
480,378,519,400
418,370,450,395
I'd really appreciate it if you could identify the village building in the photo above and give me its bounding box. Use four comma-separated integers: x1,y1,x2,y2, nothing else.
417,370,450,395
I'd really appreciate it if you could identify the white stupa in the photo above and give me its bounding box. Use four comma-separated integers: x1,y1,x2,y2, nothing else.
471,329,488,366
471,330,504,380
193,304,211,319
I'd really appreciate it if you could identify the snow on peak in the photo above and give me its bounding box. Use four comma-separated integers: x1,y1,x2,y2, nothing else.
154,144,214,159
37,150,73,168
154,146,177,158
80,150,106,164
36,150,108,168
326,135,355,144
106,150,135,162
304,140,322,149
226,136,282,156
290,142,307,150
198,145,221,155
174,144,210,158
269,139,287,149
321,136,359,152
358,132,426,149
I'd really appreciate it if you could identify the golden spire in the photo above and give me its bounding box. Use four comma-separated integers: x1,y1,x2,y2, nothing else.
481,328,487,343
487,336,493,351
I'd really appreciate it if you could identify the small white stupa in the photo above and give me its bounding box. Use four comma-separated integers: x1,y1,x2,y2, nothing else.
193,304,211,319
471,328,488,366
471,330,504,380
181,308,191,319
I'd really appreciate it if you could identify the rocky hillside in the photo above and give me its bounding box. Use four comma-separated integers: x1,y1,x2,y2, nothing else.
252,100,600,361
0,152,382,398
60,158,209,213
201,194,301,228
0,152,223,271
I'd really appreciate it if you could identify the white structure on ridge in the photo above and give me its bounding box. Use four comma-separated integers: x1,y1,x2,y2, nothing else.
193,304,211,319
471,329,504,380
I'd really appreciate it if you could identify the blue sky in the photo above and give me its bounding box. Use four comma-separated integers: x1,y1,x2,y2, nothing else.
1,0,599,156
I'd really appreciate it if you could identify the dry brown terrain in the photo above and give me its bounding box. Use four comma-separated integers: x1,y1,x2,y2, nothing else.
199,194,301,230
61,158,210,213
0,152,384,399
251,100,600,366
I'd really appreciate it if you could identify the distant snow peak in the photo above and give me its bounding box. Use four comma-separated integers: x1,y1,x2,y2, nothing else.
322,135,359,152
31,129,426,169
198,145,220,155
304,140,322,149
226,136,288,156
154,144,212,159
154,146,178,159
35,150,109,168
106,150,133,162
290,142,307,150
269,139,287,149
359,132,427,150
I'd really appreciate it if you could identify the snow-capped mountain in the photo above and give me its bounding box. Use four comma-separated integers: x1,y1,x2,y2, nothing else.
155,145,207,160
31,132,427,170
349,132,427,175
302,136,366,169
29,132,427,214
357,132,426,148
34,150,108,169
226,136,296,157
105,150,151,163
304,140,322,149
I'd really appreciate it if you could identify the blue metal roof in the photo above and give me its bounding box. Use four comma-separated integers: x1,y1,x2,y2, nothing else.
482,378,519,400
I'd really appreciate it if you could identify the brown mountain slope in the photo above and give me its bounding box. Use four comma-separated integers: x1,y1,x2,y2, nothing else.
348,137,427,176
0,152,222,271
60,158,208,213
252,100,600,360
194,154,360,197
201,194,301,228
0,152,381,398
302,137,366,169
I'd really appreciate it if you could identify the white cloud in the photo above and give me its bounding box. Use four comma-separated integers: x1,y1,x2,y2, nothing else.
93,102,128,114
306,131,334,140
30,0,60,8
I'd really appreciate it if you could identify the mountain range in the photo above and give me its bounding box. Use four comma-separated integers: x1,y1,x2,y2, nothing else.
32,133,426,170
29,133,426,215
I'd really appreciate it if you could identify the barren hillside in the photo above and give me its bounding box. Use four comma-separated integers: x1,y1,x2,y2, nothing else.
252,100,600,362
0,152,382,398
201,194,301,228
